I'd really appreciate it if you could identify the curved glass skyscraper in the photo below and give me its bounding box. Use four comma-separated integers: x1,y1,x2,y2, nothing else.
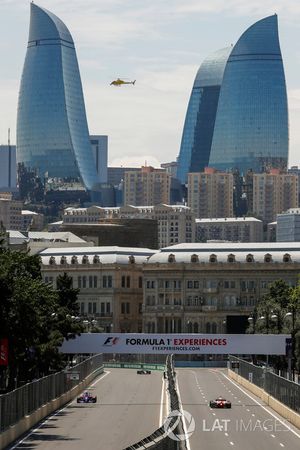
209,15,288,174
177,15,288,183
17,3,99,191
177,48,231,184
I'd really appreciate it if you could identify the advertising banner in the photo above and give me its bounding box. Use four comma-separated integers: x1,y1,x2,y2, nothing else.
60,333,290,355
0,338,8,366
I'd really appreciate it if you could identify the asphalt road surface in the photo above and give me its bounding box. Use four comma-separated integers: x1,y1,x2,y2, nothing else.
8,368,164,450
177,368,300,450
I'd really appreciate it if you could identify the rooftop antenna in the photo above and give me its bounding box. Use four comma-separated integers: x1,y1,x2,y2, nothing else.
8,128,11,188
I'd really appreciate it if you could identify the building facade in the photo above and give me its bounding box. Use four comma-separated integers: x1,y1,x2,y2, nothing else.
40,247,155,333
90,135,108,183
177,15,288,182
277,208,300,242
195,217,263,243
0,193,22,230
62,203,195,248
17,4,99,191
124,166,171,206
177,48,230,184
252,170,298,223
0,145,17,191
21,210,44,231
188,168,233,218
143,243,300,334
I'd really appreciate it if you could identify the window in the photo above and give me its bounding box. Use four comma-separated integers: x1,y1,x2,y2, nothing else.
89,276,93,288
103,275,107,288
93,302,97,314
139,303,142,314
121,302,130,314
106,303,111,314
108,276,112,288
78,276,82,288
94,276,98,288
82,276,87,289
121,276,126,288
101,302,105,314
80,302,85,314
139,277,143,288
187,280,193,289
88,302,92,314
127,276,131,288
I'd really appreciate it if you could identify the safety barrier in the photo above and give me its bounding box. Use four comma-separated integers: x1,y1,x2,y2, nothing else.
104,362,165,371
0,354,104,450
123,355,187,450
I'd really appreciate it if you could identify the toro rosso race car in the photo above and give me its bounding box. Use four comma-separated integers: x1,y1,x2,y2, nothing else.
77,391,97,403
137,370,151,375
209,397,231,408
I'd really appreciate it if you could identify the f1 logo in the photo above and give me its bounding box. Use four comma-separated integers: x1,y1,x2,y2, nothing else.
103,337,119,346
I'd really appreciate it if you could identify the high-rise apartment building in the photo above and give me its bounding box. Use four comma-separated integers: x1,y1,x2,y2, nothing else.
195,217,263,243
252,170,298,223
124,166,171,206
90,136,108,183
177,15,288,183
17,4,99,191
188,168,233,218
0,193,23,230
0,145,17,191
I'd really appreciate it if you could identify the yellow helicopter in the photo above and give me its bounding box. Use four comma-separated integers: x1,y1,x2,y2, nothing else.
110,78,136,86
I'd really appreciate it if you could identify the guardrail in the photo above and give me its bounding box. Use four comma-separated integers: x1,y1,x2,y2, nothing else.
104,362,165,371
0,354,103,433
229,356,300,413
123,355,187,450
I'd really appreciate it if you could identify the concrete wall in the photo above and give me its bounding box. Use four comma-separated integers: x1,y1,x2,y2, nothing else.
228,369,300,430
0,367,103,450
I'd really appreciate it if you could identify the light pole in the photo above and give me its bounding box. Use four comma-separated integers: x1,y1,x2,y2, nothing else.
284,309,296,380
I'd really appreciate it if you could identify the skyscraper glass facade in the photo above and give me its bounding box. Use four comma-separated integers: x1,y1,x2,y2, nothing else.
177,15,288,183
177,48,231,184
209,15,288,174
17,4,99,191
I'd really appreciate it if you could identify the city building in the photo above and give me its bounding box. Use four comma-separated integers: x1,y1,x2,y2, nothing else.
0,145,17,191
21,210,44,232
177,15,288,182
161,161,178,179
62,204,195,248
252,170,298,223
188,168,233,218
107,167,140,187
195,217,263,243
0,193,22,230
90,135,108,183
177,48,230,183
26,231,91,255
143,242,300,334
40,246,156,333
124,166,171,206
17,4,100,191
277,208,300,242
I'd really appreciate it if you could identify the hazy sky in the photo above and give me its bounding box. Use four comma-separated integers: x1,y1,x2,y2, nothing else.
0,0,300,168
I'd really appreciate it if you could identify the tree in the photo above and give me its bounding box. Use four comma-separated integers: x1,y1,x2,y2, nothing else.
0,250,83,390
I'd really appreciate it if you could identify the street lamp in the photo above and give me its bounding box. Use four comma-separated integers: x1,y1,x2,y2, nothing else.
284,310,296,380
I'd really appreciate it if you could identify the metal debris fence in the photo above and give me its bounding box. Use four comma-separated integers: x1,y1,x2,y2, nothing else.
0,354,103,432
229,356,300,413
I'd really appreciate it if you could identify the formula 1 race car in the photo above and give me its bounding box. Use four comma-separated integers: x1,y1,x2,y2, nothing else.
137,370,151,375
77,391,97,403
209,397,231,408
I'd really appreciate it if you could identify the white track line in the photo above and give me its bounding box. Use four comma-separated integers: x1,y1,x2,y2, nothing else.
159,377,165,427
9,370,110,450
221,372,300,439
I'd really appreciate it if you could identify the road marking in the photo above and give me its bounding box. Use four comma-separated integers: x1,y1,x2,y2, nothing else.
221,372,300,439
280,444,284,447
230,441,234,446
159,377,165,427
225,432,229,436
176,376,191,450
271,434,275,438
247,409,250,412
9,370,111,449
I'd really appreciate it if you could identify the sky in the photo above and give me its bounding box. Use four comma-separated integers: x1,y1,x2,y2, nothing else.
0,0,300,168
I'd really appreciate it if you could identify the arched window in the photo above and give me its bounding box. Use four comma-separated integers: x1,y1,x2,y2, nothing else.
206,322,211,333
209,254,217,263
71,255,78,265
246,254,254,263
264,253,272,263
227,254,235,263
191,254,199,263
60,256,66,265
211,322,217,333
193,322,199,333
82,255,88,264
129,255,135,264
168,254,176,263
187,321,193,333
283,253,291,263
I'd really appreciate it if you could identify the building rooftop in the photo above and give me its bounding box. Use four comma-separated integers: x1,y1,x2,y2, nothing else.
195,217,262,223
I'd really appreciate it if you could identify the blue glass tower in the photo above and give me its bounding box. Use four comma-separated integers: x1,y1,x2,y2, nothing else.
209,15,288,173
177,48,231,184
17,3,99,191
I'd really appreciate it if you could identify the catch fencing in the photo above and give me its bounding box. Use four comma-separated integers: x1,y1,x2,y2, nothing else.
229,356,300,413
123,355,187,450
0,354,103,432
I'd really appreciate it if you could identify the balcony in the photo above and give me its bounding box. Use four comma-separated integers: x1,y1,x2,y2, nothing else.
203,287,218,294
144,304,183,312
202,305,217,311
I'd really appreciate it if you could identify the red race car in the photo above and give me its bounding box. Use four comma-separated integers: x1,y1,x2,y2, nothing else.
77,391,97,403
209,397,232,408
